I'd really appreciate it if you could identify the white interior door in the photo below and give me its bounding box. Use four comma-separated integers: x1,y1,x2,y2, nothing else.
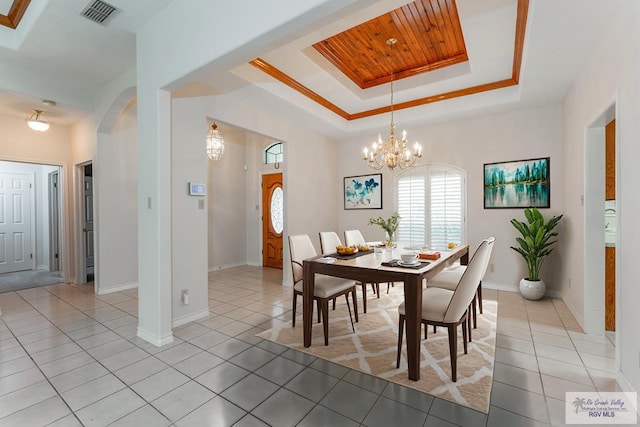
0,173,34,274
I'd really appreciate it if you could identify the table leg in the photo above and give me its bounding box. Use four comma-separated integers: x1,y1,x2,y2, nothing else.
303,261,314,347
404,275,422,381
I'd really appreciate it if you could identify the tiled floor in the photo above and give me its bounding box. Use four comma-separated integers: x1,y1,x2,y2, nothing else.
0,266,621,426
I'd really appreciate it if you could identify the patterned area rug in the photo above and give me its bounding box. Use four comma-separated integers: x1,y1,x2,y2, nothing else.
258,284,497,413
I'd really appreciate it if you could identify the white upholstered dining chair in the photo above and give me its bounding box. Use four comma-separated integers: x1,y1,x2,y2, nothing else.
396,236,494,382
289,234,358,345
344,229,393,297
427,237,495,330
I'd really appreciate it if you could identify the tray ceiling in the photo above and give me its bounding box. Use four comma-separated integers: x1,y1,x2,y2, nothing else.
312,0,468,89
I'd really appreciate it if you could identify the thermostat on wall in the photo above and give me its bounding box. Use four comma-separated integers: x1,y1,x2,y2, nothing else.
188,182,206,196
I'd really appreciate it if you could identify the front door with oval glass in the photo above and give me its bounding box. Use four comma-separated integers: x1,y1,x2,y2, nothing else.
262,173,283,269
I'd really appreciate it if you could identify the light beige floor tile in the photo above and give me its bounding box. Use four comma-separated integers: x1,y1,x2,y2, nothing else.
493,362,543,394
131,367,190,402
534,343,582,366
61,374,126,411
495,347,539,372
49,362,109,393
531,330,575,350
152,380,216,422
537,357,593,386
540,374,597,401
75,388,145,427
0,380,57,418
496,334,535,355
579,353,616,373
0,367,46,396
109,404,172,427
0,396,70,427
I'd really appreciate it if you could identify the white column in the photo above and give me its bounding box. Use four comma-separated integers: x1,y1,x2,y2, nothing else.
136,88,174,345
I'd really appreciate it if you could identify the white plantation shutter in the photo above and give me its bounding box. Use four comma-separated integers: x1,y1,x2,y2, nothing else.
396,164,465,251
428,166,464,250
397,171,425,245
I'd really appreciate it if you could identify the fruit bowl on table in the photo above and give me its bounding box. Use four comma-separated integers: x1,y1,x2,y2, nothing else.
336,245,358,255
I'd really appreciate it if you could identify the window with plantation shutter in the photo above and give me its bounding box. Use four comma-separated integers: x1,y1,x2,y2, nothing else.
396,164,466,250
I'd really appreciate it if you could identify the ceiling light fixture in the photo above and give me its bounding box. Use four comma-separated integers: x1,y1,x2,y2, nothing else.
26,110,50,132
363,38,422,171
206,122,225,160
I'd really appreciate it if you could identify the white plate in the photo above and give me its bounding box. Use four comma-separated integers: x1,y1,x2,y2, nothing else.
398,260,421,267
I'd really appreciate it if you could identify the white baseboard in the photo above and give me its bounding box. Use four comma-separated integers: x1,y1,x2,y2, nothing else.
136,327,174,347
37,264,49,271
483,281,563,299
208,262,247,272
482,281,518,293
97,282,138,295
173,308,210,328
563,297,585,330
247,261,261,267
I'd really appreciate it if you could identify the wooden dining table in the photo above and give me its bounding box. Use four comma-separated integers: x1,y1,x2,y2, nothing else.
302,243,469,381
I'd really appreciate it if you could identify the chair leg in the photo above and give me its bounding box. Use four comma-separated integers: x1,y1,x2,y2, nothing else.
361,282,367,314
345,294,355,333
396,314,405,368
351,288,359,323
292,293,297,328
478,281,483,314
467,309,472,342
472,296,477,329
333,298,336,310
321,300,330,346
376,283,381,299
461,318,468,354
424,324,428,340
317,300,321,324
447,324,458,382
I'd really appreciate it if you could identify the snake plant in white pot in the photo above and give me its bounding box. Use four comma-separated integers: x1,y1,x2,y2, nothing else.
510,208,563,300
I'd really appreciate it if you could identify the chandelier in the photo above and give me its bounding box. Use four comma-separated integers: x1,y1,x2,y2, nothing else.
26,109,50,132
363,38,422,171
206,122,225,160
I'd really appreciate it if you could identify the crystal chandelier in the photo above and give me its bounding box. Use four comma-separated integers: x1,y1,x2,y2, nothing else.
206,122,225,160
363,39,422,171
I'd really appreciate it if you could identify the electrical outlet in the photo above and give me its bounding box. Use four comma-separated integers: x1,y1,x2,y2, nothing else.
181,289,189,305
198,199,205,210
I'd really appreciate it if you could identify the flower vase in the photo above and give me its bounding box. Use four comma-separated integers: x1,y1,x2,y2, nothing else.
385,232,396,249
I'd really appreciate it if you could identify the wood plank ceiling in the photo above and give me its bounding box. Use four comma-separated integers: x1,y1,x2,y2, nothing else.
313,0,468,89
251,0,530,121
0,0,31,29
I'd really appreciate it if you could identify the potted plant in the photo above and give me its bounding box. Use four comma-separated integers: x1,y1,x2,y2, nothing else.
368,211,400,248
510,208,563,300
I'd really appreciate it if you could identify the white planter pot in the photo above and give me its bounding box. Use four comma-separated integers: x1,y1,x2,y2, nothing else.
519,278,546,300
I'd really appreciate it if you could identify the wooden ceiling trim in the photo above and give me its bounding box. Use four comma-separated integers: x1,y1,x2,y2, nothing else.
249,58,351,120
349,78,516,120
512,0,529,83
251,0,528,121
0,0,31,29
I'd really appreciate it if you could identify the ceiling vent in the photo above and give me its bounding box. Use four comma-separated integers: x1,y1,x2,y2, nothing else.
80,0,119,25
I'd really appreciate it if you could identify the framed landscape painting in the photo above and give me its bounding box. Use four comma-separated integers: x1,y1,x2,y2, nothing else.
344,174,382,210
484,157,550,208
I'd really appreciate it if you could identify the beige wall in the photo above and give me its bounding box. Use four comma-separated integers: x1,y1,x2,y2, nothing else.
338,104,564,292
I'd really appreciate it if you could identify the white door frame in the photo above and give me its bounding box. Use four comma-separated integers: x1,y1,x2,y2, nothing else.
583,96,619,369
48,170,61,272
74,160,96,286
